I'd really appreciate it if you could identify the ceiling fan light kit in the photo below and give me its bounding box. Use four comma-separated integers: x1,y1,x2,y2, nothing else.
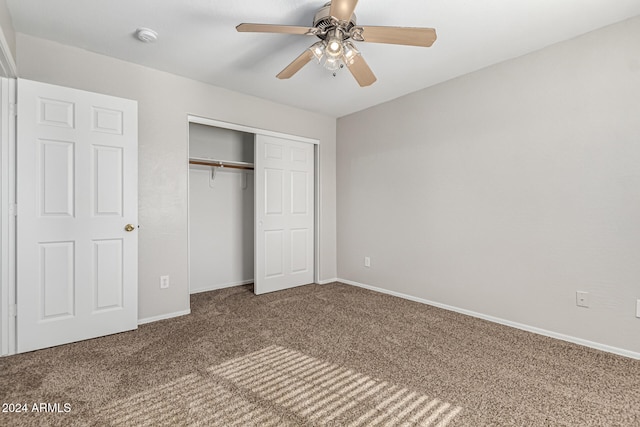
236,0,437,87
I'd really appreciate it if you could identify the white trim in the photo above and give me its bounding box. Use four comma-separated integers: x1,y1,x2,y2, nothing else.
0,77,9,356
188,115,319,145
186,119,192,310
7,78,15,355
0,77,15,356
0,27,16,78
314,143,321,285
190,279,253,294
138,309,191,326
339,278,640,360
317,278,337,285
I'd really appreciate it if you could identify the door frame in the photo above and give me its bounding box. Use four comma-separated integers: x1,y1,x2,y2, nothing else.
0,77,16,356
186,114,321,294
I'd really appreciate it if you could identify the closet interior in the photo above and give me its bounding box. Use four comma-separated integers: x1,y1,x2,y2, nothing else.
188,123,255,294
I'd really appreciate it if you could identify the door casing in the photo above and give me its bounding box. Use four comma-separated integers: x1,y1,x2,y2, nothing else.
0,77,16,356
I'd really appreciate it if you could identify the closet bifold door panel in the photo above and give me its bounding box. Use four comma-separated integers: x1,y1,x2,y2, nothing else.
254,134,314,294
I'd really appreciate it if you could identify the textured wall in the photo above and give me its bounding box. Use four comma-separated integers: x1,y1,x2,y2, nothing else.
337,17,640,354
189,168,254,293
0,0,15,62
17,33,337,321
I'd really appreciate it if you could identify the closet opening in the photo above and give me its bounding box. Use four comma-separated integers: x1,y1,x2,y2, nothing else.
188,123,255,294
187,116,320,298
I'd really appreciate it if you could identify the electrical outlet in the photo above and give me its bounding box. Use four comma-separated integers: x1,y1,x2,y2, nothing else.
160,275,170,289
576,291,589,308
364,256,371,268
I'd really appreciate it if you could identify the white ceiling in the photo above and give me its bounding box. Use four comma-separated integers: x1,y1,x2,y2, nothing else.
7,0,640,117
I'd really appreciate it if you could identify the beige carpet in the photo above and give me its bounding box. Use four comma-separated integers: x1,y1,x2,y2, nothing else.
0,282,638,426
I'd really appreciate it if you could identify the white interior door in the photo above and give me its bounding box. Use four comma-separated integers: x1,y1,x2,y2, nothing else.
17,79,138,353
255,134,314,294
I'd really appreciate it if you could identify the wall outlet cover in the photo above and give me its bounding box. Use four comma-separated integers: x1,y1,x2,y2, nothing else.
576,291,589,308
160,275,170,289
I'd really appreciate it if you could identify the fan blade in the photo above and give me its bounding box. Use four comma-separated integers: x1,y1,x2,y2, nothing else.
330,0,359,22
346,54,377,87
358,26,437,47
236,23,317,35
276,50,315,79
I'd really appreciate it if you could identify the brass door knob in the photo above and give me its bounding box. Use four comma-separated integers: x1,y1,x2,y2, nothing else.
124,224,135,232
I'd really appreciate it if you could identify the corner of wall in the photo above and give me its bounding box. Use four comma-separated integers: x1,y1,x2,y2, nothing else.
0,0,16,77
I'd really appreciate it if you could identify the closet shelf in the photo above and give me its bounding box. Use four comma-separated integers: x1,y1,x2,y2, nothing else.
189,157,254,170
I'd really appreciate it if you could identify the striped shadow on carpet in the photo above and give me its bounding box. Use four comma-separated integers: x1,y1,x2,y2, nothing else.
96,345,462,426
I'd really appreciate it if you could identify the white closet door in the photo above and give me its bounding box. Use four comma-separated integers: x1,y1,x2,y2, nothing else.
254,134,314,294
17,79,138,352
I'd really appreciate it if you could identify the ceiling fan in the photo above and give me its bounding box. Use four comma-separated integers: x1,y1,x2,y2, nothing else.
236,0,437,87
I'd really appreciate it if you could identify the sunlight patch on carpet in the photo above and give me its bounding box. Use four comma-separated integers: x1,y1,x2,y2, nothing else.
208,345,462,426
95,372,290,426
96,345,461,425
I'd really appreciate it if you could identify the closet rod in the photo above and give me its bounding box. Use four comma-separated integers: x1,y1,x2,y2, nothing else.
189,158,254,170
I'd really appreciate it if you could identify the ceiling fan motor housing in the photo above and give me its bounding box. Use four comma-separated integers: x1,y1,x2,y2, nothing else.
313,2,356,40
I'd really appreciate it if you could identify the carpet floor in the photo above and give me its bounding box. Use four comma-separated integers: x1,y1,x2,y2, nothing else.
0,282,638,426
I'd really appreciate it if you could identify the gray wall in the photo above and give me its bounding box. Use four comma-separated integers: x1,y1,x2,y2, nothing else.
0,0,15,61
17,33,337,321
337,17,640,354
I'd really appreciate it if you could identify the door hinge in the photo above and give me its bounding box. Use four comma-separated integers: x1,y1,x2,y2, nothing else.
9,102,16,116
9,203,17,216
9,304,17,317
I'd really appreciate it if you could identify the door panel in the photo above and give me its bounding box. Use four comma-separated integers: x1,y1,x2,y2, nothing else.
93,239,124,311
291,171,309,214
264,230,284,278
265,168,284,214
40,139,75,216
94,146,123,215
255,135,314,294
290,229,309,273
39,241,75,319
38,98,74,128
17,79,138,353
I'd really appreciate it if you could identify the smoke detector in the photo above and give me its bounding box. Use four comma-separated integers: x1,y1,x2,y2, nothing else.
135,28,158,43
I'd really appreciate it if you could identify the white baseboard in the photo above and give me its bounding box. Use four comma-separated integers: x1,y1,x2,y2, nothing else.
189,278,338,293
190,279,253,294
339,278,640,360
138,309,191,325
